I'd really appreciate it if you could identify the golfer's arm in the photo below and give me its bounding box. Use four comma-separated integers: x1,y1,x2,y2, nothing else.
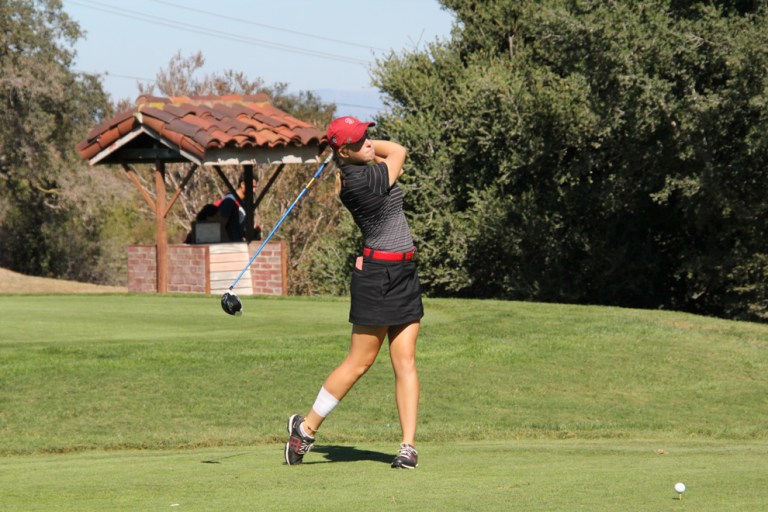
372,140,407,185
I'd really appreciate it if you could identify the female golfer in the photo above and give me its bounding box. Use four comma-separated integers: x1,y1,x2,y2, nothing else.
285,116,423,469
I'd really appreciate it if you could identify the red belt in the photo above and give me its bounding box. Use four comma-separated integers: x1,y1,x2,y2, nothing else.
363,247,415,261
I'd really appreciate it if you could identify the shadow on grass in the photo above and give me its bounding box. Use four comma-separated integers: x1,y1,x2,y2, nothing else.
306,445,392,464
200,452,251,464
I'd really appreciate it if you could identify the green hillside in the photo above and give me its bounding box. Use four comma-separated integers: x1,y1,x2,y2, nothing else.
2,294,766,456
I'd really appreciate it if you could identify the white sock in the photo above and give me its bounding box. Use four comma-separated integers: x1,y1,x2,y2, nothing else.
299,422,314,439
311,386,340,418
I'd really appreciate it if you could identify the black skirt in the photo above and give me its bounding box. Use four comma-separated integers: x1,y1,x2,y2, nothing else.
349,257,424,326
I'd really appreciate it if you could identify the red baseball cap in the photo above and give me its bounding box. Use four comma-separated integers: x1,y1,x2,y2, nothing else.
326,116,375,151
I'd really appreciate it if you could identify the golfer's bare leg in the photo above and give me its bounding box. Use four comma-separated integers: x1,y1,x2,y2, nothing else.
304,324,387,433
388,321,420,446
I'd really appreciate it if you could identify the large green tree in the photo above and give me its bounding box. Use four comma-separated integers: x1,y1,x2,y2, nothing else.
370,0,768,320
0,0,121,282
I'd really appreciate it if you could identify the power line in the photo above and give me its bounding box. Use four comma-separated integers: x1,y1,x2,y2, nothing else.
335,102,382,112
148,0,389,53
69,0,368,64
76,70,155,82
66,0,370,65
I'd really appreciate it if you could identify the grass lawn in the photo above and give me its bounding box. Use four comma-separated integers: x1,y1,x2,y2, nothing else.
1,294,767,510
3,441,768,511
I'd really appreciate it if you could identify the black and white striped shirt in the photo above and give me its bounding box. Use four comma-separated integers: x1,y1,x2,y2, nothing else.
339,161,414,252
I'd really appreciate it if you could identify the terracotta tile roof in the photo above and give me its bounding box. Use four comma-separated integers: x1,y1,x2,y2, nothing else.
76,93,325,164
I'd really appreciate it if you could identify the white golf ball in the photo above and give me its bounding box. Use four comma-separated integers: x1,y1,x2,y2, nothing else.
674,482,686,493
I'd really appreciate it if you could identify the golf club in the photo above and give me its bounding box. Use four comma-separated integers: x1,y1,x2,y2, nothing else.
221,152,334,315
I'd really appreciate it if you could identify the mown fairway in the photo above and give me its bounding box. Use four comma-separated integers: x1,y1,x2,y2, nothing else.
1,294,767,511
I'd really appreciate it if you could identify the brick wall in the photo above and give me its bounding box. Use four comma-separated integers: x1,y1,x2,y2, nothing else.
168,244,209,293
249,240,288,296
127,242,286,295
127,244,158,293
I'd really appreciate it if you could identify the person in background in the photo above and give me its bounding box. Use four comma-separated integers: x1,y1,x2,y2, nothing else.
217,172,259,242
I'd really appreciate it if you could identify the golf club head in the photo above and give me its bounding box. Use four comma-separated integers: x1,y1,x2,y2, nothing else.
221,290,243,316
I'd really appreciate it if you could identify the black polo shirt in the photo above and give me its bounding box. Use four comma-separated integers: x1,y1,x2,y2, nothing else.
339,161,413,252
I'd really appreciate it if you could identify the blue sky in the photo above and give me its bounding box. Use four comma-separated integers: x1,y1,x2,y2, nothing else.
63,0,456,118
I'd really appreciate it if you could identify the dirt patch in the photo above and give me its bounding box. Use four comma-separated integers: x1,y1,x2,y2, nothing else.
0,267,127,294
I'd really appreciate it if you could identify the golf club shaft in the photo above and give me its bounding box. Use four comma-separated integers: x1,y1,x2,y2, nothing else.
228,153,334,290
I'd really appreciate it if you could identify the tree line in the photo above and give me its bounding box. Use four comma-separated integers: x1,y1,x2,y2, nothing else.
1,0,766,322
365,0,767,321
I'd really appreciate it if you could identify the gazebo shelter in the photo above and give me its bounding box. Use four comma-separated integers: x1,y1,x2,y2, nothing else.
76,93,325,294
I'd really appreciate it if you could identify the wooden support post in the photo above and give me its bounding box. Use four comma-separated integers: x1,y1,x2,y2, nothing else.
213,165,238,197
121,163,156,212
155,161,168,293
255,163,285,208
164,163,198,218
243,164,255,242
